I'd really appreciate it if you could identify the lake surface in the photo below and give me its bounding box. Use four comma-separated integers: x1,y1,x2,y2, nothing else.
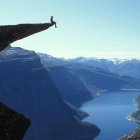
80,91,140,140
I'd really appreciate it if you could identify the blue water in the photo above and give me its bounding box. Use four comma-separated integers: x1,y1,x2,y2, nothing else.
80,91,140,140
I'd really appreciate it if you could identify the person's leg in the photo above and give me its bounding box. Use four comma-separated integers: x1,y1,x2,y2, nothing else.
50,16,57,28
52,21,57,28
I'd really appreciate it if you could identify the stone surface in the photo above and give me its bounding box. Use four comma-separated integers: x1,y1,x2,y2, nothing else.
120,128,140,140
0,21,55,51
0,102,30,140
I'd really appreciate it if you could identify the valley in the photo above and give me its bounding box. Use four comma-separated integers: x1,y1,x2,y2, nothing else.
0,47,140,139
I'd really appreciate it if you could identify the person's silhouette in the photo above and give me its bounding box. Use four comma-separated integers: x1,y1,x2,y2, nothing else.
50,16,57,28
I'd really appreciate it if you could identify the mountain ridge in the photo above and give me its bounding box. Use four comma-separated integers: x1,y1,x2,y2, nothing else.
0,47,100,140
38,53,140,79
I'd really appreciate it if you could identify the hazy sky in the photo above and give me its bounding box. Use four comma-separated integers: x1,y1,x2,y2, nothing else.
0,0,140,58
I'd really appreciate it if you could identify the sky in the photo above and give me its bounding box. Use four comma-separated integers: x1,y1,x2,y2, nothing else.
0,0,140,58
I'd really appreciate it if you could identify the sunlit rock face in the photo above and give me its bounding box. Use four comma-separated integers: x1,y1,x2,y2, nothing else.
0,47,100,140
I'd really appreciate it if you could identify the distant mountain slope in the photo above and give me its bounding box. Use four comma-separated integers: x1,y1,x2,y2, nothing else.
0,47,100,140
39,53,99,107
48,66,94,107
70,57,140,79
39,53,135,91
68,65,129,90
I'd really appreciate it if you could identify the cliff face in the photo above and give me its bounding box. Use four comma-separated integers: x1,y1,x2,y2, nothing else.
0,47,100,140
0,102,30,140
70,67,129,90
120,128,140,140
48,66,93,107
39,54,101,107
129,96,140,123
120,96,140,140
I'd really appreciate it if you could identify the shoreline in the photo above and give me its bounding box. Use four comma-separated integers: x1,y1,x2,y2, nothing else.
127,114,140,125
122,89,140,92
127,95,140,124
127,115,140,123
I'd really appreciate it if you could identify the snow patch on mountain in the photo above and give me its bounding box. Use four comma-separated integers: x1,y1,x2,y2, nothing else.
38,54,140,79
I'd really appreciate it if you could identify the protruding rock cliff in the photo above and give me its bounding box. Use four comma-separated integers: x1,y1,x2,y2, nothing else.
0,18,56,51
0,102,30,140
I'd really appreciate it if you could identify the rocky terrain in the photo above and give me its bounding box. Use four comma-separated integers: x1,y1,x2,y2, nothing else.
0,102,30,140
129,96,140,123
120,96,140,140
0,21,55,51
0,47,100,140
120,127,140,140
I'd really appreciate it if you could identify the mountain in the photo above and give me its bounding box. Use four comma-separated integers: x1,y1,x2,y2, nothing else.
39,53,68,67
48,66,94,107
38,54,140,140
67,64,130,90
39,54,135,91
0,47,100,140
123,80,140,90
70,57,140,79
39,53,99,107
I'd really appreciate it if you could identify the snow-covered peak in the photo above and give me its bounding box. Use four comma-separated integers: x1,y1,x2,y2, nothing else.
38,53,140,79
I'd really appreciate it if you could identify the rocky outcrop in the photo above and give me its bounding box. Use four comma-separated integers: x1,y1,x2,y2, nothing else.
120,96,140,140
0,19,55,51
129,96,140,123
0,102,30,140
120,127,140,140
0,47,100,140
